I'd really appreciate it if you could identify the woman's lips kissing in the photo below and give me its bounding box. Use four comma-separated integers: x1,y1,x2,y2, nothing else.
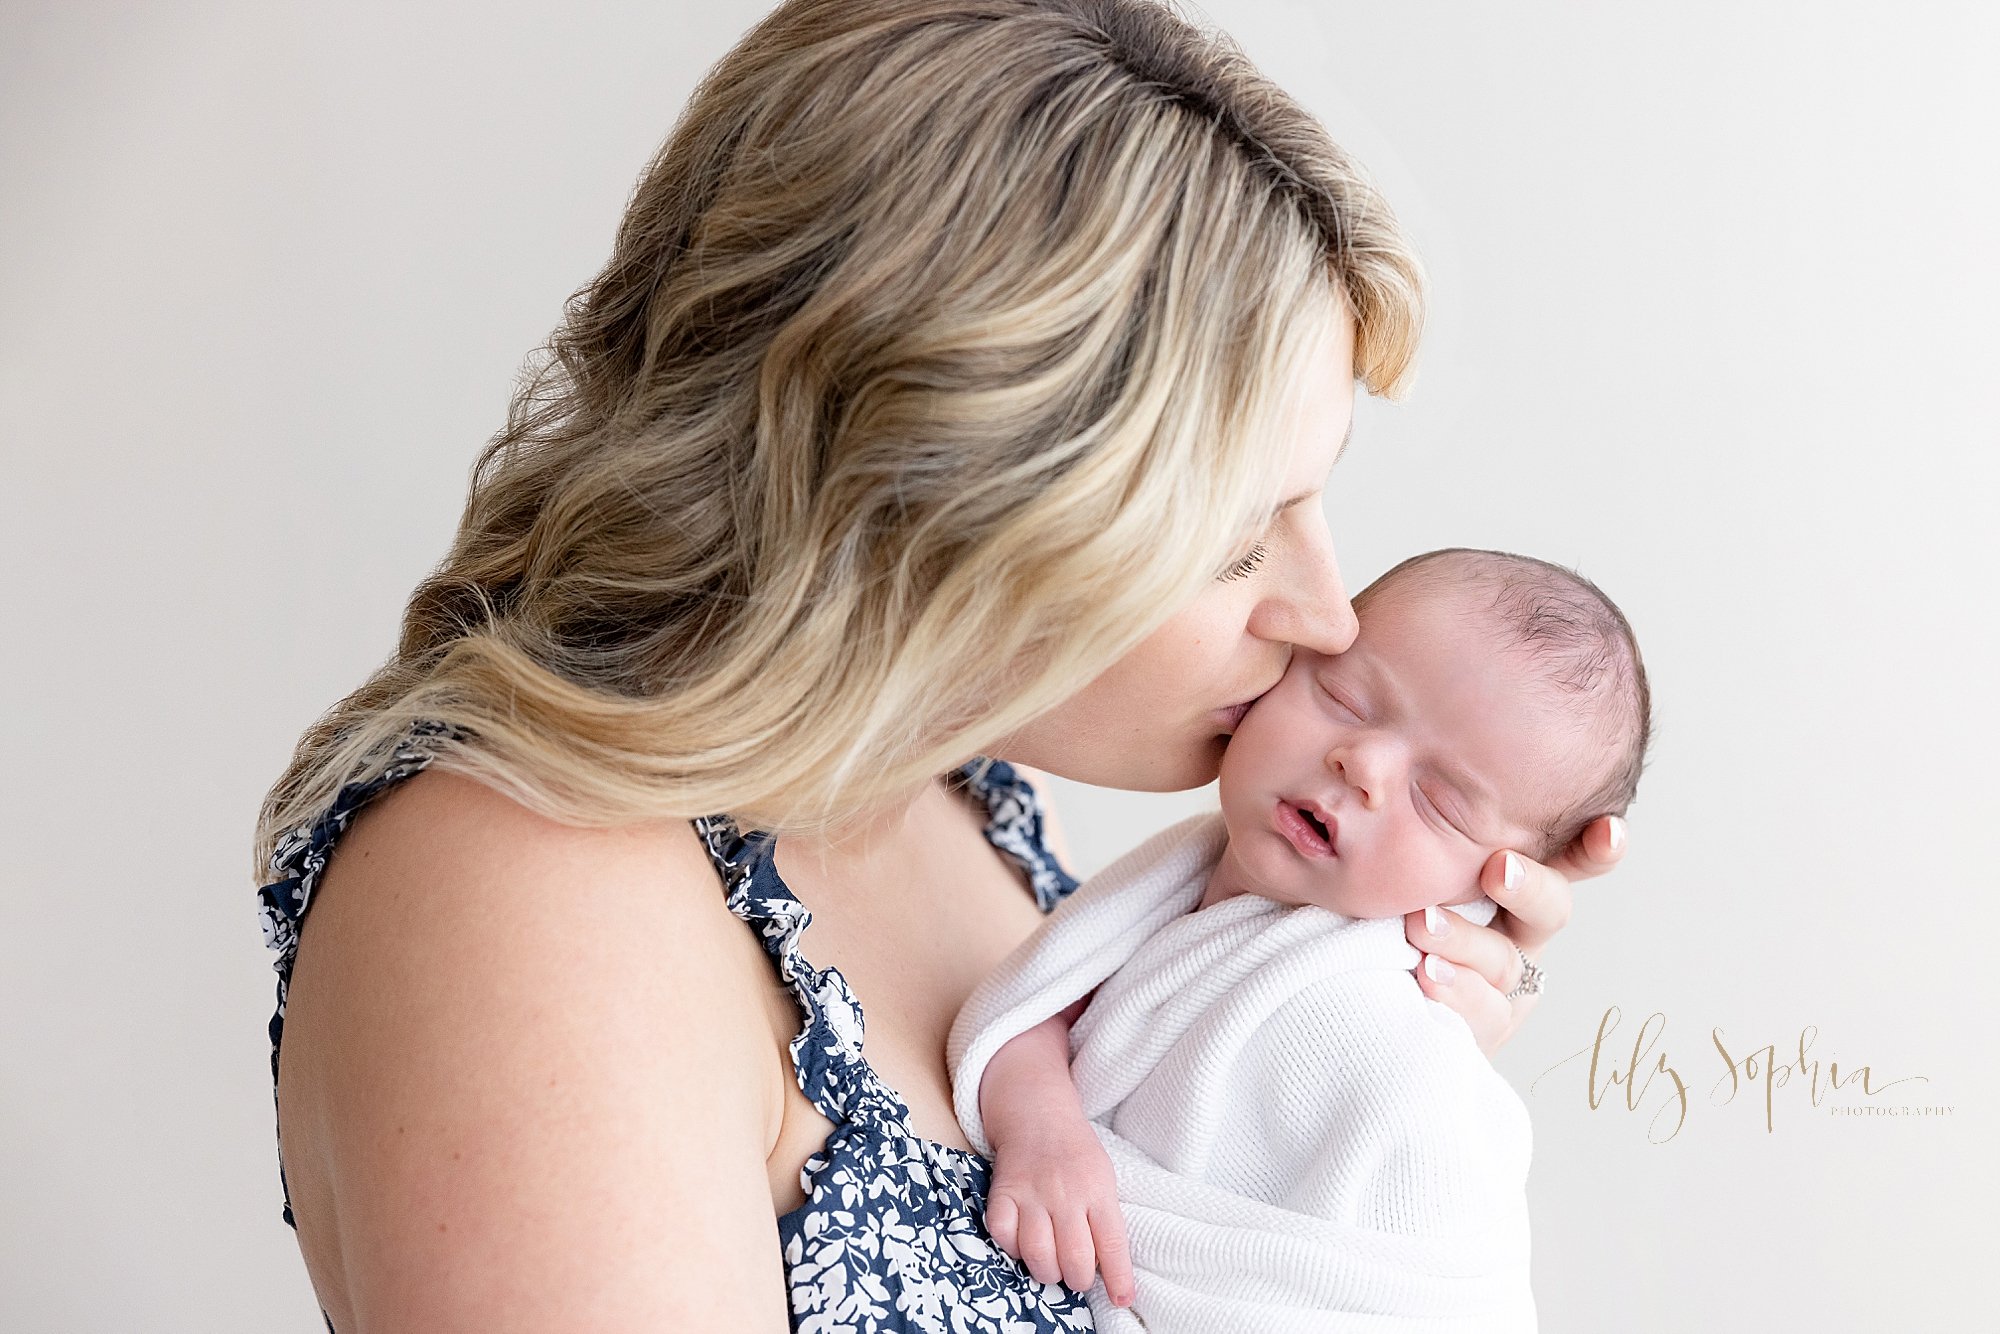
1274,797,1337,858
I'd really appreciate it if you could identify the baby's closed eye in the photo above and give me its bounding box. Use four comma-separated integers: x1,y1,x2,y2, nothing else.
1412,783,1469,837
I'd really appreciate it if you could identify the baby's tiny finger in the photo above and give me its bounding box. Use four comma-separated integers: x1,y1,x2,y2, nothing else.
1055,1210,1099,1293
1017,1205,1062,1287
985,1191,1019,1257
1090,1203,1136,1307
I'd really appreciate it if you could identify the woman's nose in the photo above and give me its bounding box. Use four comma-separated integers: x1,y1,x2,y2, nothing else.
1303,586,1360,657
1247,521,1358,657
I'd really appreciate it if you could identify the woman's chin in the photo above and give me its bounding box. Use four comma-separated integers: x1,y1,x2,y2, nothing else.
1211,700,1254,734
1160,743,1228,792
1135,732,1228,792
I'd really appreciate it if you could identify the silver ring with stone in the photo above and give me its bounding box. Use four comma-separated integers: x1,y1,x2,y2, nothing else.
1504,945,1546,1001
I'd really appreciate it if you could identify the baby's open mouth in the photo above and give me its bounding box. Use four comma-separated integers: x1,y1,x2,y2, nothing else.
1276,798,1337,857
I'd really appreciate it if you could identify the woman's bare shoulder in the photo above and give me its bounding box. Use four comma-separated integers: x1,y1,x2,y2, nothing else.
277,765,792,1332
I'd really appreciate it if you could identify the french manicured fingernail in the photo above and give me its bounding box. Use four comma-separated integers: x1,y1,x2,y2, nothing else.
1501,852,1525,893
1607,815,1627,853
1424,905,1448,937
1423,953,1455,984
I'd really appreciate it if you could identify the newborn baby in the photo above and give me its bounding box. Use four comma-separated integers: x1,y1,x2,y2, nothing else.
948,547,1650,1333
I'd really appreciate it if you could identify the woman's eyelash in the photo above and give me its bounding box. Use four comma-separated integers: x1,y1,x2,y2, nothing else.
1218,541,1270,581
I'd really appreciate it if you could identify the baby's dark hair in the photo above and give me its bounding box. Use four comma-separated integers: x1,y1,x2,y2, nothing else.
1353,548,1652,863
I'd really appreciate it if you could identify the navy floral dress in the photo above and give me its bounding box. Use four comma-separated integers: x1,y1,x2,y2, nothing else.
257,720,1094,1333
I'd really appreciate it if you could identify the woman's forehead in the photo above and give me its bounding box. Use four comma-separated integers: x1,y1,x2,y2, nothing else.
1273,321,1357,492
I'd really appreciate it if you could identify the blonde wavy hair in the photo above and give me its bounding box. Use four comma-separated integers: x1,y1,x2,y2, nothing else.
253,0,1424,875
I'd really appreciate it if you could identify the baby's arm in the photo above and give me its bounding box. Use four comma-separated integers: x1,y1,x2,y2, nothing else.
976,992,1135,1307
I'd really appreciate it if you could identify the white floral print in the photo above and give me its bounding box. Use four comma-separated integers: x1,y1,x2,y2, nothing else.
258,723,1089,1332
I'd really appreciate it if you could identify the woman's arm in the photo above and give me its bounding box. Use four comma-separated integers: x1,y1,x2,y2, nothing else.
274,769,793,1333
1406,815,1628,1054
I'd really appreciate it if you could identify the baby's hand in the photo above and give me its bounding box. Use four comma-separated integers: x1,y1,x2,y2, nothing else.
984,1119,1135,1307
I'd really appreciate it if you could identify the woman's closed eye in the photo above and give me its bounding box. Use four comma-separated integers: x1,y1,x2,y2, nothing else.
1217,541,1270,581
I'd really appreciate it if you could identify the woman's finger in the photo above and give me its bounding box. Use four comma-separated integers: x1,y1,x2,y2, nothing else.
1476,847,1573,958
1412,945,1519,1055
1404,817,1627,1051
1407,905,1525,994
1545,814,1627,884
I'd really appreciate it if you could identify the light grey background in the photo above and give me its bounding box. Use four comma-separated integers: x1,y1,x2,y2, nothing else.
3,2,1993,1329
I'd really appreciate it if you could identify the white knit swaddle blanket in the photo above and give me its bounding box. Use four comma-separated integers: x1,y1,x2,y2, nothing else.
948,812,1536,1333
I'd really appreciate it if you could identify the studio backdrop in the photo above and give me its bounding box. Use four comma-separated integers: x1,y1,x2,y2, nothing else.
2,2,1993,1329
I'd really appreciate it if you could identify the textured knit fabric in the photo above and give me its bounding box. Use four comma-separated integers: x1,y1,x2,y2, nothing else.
948,812,1536,1333
257,720,1094,1334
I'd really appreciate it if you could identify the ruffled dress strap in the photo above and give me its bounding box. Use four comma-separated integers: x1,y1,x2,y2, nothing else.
685,757,1094,1332
689,756,1079,1131
944,756,1081,912
690,814,903,1128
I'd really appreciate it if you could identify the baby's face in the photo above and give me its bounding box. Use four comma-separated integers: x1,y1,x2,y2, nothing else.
1212,579,1582,919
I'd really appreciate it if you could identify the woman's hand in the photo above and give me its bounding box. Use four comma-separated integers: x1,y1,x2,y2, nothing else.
1404,815,1627,1055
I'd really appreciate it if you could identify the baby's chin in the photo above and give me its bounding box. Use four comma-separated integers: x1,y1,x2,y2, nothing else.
1291,877,1469,922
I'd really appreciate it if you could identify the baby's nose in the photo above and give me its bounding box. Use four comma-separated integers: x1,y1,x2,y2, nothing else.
1331,757,1383,811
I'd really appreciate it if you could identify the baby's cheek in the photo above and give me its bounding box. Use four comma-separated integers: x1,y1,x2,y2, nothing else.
1342,849,1421,919
1384,841,1469,918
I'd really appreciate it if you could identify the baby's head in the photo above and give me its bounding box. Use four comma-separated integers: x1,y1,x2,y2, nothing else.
1211,548,1651,920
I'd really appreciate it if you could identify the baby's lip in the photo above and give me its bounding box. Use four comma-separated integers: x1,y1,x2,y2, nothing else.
1284,796,1340,853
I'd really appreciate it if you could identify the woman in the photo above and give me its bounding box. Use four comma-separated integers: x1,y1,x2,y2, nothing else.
254,1,1622,1329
